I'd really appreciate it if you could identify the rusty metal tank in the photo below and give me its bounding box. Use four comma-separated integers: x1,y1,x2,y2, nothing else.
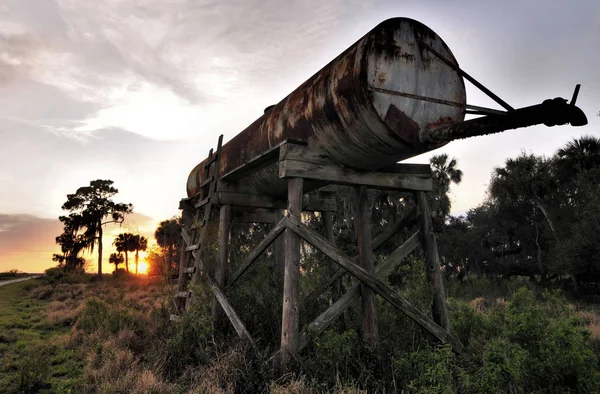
187,17,586,198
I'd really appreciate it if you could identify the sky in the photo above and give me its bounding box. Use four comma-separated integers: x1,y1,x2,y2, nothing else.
1,0,599,273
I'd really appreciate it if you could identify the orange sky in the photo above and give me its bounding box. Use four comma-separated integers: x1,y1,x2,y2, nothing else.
0,213,162,274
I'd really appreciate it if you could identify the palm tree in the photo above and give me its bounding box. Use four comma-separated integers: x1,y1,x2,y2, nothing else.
131,235,148,274
113,233,135,272
556,135,600,174
430,154,463,218
109,253,124,272
154,218,182,274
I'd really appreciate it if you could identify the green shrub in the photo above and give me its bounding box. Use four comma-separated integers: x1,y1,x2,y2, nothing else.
76,297,141,335
452,287,600,393
156,285,214,379
394,344,458,394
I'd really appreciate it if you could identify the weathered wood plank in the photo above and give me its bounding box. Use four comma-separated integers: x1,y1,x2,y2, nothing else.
417,191,450,330
286,215,463,353
275,209,285,274
280,143,432,178
234,211,277,224
304,207,418,303
279,160,433,191
322,211,340,300
213,204,232,321
378,163,432,177
220,143,282,182
227,216,288,287
355,185,379,347
281,178,303,369
298,232,420,351
188,247,256,347
216,191,336,212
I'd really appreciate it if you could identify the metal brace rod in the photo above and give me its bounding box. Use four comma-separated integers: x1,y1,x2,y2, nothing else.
418,40,515,112
369,86,507,116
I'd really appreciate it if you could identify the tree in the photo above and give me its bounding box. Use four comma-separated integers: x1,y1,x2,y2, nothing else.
113,233,135,272
54,211,94,272
60,180,132,279
109,253,124,272
131,234,148,274
154,218,182,275
430,154,463,220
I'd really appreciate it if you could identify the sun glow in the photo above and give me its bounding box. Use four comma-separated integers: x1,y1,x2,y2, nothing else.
136,260,149,275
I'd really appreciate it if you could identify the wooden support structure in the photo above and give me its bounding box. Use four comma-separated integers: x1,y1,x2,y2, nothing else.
286,215,463,353
355,185,379,348
416,191,450,329
304,207,418,303
298,232,421,351
280,178,303,369
213,204,232,322
174,140,461,371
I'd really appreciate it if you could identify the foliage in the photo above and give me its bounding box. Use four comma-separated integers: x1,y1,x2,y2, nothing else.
436,136,600,289
58,179,133,277
152,218,181,277
109,253,124,272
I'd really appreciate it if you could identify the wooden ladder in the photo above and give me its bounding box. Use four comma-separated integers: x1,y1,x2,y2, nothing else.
171,134,223,321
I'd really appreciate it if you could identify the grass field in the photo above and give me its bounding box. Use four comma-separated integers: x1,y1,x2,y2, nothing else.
0,278,84,393
1,271,599,393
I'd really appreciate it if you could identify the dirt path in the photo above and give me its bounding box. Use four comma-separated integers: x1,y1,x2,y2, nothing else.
0,275,39,287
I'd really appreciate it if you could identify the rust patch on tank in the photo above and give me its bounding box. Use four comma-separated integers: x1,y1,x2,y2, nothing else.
384,103,420,146
426,116,455,130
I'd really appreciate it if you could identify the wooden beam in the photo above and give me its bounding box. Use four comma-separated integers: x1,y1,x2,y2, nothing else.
188,246,256,347
275,209,285,274
281,178,303,369
216,191,336,212
417,192,450,330
304,207,418,303
279,160,433,191
234,211,277,224
286,215,463,353
227,216,288,287
220,143,282,182
299,232,420,351
322,211,339,300
355,185,379,347
280,143,432,179
213,204,232,322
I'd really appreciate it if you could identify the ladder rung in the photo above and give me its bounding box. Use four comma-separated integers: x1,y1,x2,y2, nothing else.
205,154,219,167
195,197,210,209
183,267,196,274
186,244,200,252
175,291,191,298
170,314,181,322
199,176,214,189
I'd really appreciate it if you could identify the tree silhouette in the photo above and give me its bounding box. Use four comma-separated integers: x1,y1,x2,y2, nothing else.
154,218,181,275
60,180,132,279
109,252,124,272
430,153,463,220
113,233,135,272
131,234,148,274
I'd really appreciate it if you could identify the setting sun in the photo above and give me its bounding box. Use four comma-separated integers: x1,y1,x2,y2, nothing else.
136,260,149,275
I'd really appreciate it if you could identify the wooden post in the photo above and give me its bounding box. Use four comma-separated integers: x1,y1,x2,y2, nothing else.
213,204,232,322
280,178,303,369
322,212,338,299
416,191,449,330
355,185,379,348
275,209,285,274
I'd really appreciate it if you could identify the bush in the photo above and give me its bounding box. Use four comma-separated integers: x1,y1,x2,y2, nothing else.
452,287,600,393
76,297,143,336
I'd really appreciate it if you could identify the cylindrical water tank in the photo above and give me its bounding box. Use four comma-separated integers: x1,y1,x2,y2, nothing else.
187,17,466,197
